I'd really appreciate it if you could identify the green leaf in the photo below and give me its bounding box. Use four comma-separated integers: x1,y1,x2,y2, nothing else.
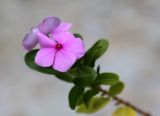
108,81,125,96
25,49,73,82
68,86,84,110
83,39,109,67
76,95,84,106
72,66,97,77
93,73,119,85
54,72,74,83
74,33,83,40
112,107,136,116
83,89,99,107
73,66,97,86
76,96,110,114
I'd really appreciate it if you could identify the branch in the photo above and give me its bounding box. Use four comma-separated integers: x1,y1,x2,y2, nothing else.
95,87,152,116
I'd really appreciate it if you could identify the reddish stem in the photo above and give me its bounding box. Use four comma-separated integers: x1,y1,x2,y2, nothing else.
95,87,152,116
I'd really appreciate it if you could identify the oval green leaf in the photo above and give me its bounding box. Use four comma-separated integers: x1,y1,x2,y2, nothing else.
109,81,125,96
112,107,136,116
83,39,109,67
93,73,119,85
68,86,84,110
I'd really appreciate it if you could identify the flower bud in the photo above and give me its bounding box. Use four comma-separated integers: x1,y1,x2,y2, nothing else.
22,33,38,51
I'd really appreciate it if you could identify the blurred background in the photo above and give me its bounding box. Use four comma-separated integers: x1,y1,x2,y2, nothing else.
0,0,160,116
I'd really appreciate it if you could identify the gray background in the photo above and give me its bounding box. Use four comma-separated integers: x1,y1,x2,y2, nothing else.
0,0,160,116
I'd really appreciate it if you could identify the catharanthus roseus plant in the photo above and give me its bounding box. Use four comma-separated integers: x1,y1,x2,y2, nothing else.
22,16,152,116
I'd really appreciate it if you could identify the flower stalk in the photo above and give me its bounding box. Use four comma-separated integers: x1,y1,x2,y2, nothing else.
95,86,152,116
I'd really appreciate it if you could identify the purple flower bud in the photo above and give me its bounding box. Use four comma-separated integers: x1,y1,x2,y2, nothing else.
22,28,38,51
38,17,61,35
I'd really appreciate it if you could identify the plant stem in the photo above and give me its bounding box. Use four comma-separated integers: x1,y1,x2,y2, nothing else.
95,86,152,116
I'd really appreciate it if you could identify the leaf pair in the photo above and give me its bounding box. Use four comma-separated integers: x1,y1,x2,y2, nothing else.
68,87,99,110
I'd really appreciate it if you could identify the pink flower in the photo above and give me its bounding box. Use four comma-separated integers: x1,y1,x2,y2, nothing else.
22,16,72,51
35,31,85,72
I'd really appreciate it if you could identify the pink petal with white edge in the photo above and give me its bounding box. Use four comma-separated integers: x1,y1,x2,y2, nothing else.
64,38,85,59
53,50,76,72
52,32,75,44
36,32,56,48
35,48,56,67
53,22,72,33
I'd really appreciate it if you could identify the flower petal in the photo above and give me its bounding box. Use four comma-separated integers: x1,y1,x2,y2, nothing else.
53,22,72,33
38,17,61,35
22,33,38,51
53,50,76,72
35,48,56,67
36,32,56,48
63,38,85,59
52,32,74,44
